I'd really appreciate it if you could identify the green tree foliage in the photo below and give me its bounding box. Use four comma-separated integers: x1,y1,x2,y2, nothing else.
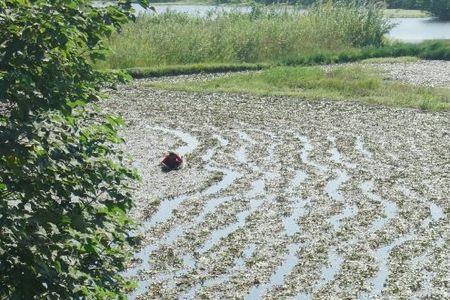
0,0,148,298
385,0,423,9
221,0,450,20
425,0,450,20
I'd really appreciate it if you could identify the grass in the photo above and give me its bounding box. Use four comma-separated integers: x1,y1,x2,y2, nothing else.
103,40,450,78
146,65,450,110
281,40,450,66
98,1,391,69
383,9,430,18
97,0,450,76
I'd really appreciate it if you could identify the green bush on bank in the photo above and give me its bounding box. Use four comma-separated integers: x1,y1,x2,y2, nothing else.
0,1,148,298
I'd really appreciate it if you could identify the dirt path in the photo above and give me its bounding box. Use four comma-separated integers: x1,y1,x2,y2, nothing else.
105,72,449,299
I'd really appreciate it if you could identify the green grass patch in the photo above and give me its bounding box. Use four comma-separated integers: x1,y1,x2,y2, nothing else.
146,65,450,110
282,40,450,66
109,41,450,78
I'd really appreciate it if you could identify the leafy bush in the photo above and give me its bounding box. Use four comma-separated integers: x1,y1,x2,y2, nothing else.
99,1,392,69
0,0,148,298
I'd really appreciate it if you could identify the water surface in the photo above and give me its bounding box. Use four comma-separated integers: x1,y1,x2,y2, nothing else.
388,18,450,42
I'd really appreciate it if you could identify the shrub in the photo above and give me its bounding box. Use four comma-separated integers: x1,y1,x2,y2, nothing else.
0,0,148,298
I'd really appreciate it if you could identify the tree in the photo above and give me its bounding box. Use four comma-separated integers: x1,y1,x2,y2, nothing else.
425,0,450,20
0,0,148,298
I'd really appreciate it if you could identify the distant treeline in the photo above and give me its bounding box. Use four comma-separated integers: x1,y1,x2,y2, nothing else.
212,0,450,20
384,0,421,9
213,0,420,8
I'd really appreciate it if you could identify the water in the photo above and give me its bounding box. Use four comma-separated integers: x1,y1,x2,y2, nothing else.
199,189,270,254
365,234,414,298
125,128,240,299
325,169,349,203
203,166,240,195
360,181,398,234
287,170,308,193
151,126,200,156
320,248,344,285
139,194,189,233
134,3,253,16
297,134,328,173
355,136,372,159
246,168,308,298
295,247,343,299
388,18,450,42
398,186,445,228
181,244,257,299
246,243,303,300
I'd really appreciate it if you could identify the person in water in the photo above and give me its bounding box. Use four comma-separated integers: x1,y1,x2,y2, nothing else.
160,151,184,170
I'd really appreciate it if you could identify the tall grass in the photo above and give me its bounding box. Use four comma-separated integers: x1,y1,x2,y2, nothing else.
99,1,392,69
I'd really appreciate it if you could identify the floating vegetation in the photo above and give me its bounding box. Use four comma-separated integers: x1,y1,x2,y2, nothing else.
105,75,449,299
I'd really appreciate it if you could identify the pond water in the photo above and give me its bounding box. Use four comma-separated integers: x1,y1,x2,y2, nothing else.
136,4,254,16
388,17,450,42
133,4,450,43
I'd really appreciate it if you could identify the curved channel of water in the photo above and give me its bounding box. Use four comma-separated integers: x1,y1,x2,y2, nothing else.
245,137,312,299
182,128,280,297
297,134,328,173
180,244,257,299
246,243,304,300
360,180,398,234
125,128,240,299
355,136,372,159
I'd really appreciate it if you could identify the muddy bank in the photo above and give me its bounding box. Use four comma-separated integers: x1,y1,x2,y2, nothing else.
104,70,449,299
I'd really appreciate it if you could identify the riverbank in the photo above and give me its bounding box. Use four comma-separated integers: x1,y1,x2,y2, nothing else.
145,59,450,111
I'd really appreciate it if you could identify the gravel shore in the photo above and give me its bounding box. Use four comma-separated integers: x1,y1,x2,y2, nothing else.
371,60,450,87
104,61,449,299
